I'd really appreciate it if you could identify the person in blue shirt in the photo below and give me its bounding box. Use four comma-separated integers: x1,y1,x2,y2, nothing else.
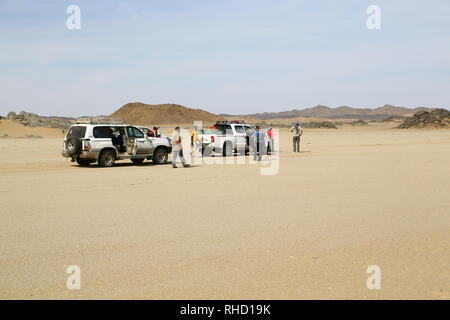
251,125,266,161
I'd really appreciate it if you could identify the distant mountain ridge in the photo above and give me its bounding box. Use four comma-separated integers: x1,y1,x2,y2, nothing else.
221,105,435,120
5,104,444,124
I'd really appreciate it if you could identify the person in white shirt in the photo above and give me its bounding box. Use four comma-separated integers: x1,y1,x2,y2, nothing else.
171,127,190,168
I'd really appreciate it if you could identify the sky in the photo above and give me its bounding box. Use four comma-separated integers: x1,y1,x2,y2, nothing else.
0,0,449,117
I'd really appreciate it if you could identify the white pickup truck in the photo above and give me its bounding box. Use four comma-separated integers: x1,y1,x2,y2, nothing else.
198,121,271,156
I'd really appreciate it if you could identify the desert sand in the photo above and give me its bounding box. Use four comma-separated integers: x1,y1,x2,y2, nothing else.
0,124,449,299
0,120,63,138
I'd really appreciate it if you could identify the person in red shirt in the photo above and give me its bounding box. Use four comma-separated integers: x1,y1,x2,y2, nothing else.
267,127,273,154
146,129,155,137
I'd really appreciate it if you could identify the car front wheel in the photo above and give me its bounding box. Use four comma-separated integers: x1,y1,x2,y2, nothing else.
153,148,168,164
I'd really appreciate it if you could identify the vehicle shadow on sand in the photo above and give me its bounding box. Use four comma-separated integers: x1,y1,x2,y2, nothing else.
71,162,200,169
71,162,170,168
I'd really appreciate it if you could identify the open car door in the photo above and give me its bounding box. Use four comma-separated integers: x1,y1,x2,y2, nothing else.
126,126,152,155
126,127,139,155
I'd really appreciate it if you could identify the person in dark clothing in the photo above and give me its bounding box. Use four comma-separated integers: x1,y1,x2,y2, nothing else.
153,126,161,138
111,128,121,147
111,127,126,152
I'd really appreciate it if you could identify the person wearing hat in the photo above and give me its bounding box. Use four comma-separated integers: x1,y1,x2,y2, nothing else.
290,121,303,152
171,127,190,168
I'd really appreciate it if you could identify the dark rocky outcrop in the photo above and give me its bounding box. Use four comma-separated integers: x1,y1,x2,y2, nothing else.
397,109,450,128
333,119,368,126
5,110,72,130
350,119,368,126
302,121,338,129
260,121,338,129
7,111,18,120
378,116,405,123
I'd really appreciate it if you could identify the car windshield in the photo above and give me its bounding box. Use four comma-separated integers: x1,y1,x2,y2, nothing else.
234,125,245,134
67,126,86,138
202,129,221,135
215,124,232,134
244,126,255,136
126,126,145,138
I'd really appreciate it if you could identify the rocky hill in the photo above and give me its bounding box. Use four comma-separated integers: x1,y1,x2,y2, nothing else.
259,120,338,129
397,109,450,128
110,102,219,125
5,111,72,130
221,105,434,121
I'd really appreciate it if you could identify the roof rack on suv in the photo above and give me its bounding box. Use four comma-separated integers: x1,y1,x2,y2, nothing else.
215,120,245,125
75,118,125,125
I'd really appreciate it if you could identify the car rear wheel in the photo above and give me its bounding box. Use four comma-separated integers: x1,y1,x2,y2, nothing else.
223,142,232,157
153,148,168,164
76,158,92,166
98,149,116,167
202,145,213,157
131,158,145,165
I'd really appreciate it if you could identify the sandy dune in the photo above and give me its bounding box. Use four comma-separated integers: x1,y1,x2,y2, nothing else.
0,120,62,138
0,126,449,299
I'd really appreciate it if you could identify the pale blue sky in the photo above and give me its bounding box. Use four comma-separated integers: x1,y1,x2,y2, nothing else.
1,0,449,116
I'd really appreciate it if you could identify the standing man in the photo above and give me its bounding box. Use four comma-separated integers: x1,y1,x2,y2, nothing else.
251,125,266,161
290,122,303,152
171,127,190,168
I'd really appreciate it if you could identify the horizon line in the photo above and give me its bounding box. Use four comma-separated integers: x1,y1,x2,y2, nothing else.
2,103,449,119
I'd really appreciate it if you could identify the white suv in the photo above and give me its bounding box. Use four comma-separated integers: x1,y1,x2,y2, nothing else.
62,123,172,167
198,121,271,156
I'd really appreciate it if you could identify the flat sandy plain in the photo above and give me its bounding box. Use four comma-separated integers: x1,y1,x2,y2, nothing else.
0,122,449,299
